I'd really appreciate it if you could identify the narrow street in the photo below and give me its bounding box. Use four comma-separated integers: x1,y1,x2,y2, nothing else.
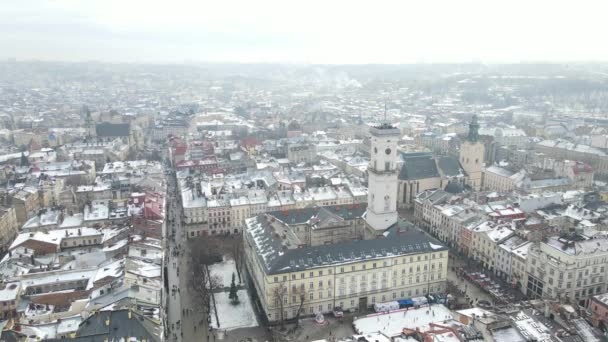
447,255,495,307
165,166,210,342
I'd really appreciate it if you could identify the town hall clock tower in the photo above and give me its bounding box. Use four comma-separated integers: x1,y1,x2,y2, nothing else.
366,122,400,232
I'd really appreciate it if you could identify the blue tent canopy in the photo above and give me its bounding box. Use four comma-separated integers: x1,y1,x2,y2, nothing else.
398,299,414,306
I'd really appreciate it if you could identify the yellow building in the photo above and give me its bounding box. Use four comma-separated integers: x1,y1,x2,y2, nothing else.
482,165,524,192
244,215,448,322
12,187,39,227
0,207,18,253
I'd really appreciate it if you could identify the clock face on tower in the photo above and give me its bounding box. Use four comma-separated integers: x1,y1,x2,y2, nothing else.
385,148,391,155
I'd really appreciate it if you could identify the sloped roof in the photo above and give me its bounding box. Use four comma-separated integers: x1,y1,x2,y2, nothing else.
399,153,439,180
61,310,160,342
268,204,367,226
437,156,465,177
96,123,130,137
246,214,447,275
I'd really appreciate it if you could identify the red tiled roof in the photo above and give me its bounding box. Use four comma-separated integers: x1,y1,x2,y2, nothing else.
573,162,593,174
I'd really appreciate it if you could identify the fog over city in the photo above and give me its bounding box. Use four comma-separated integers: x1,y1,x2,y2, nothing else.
3,0,608,63
3,1,608,342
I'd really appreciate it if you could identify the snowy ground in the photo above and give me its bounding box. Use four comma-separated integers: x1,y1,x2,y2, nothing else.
353,304,453,337
513,312,552,342
211,289,259,331
208,256,239,288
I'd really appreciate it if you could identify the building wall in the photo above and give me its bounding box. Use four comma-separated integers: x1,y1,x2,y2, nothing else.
525,241,608,303
231,204,251,231
460,141,485,191
589,295,608,328
511,253,528,289
287,145,317,164
13,191,39,227
207,205,233,234
244,240,448,322
0,283,19,320
0,208,18,252
535,143,608,175
183,206,207,224
482,169,516,192
60,234,103,249
459,226,474,257
398,177,441,208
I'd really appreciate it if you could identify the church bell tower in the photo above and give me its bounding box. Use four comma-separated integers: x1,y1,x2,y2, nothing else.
460,115,485,191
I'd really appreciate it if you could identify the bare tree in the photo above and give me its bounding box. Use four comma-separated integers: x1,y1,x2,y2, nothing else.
231,236,244,283
190,237,221,325
272,281,288,330
293,287,306,329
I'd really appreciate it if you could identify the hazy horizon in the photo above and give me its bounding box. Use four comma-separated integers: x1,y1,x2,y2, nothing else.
2,0,608,64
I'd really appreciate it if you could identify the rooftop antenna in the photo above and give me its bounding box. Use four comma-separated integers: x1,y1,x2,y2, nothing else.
384,100,388,123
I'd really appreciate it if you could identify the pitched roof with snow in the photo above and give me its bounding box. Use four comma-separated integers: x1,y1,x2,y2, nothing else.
95,123,130,137
399,153,439,180
245,214,447,274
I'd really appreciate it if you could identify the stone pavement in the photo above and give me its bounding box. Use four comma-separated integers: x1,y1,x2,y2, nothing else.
166,167,210,342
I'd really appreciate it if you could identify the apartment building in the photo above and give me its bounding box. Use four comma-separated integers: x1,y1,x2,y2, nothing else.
482,165,525,192
0,207,18,253
0,282,20,320
12,187,39,227
535,140,608,175
525,236,608,306
471,222,514,272
495,235,529,283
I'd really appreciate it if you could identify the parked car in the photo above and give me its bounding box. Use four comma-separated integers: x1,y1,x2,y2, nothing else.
477,299,492,308
332,307,344,318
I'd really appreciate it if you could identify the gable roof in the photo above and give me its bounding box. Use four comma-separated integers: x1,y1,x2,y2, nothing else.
60,310,160,342
437,156,465,177
96,123,130,137
246,215,447,275
399,153,439,180
268,204,367,226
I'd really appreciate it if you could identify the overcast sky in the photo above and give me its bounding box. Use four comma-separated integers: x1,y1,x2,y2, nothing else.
2,0,608,64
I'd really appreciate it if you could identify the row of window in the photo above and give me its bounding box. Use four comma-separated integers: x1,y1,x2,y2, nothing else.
279,272,444,295
269,285,444,318
273,258,445,283
61,238,99,246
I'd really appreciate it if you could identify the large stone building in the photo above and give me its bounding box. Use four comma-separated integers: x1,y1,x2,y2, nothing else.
536,139,608,175
0,207,18,253
12,187,39,227
525,236,608,306
398,153,465,208
287,144,317,164
482,165,525,192
244,215,448,322
243,122,448,323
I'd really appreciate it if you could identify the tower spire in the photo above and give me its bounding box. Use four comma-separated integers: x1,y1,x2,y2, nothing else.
467,115,480,143
384,100,387,123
